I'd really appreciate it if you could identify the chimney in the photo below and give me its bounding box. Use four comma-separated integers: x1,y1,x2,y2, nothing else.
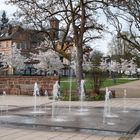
49,17,59,39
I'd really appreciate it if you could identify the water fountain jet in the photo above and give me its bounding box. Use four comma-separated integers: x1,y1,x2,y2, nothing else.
52,81,60,119
122,89,128,113
31,82,45,114
103,88,118,125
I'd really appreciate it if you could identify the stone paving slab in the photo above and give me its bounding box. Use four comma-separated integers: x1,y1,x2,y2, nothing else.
0,127,121,140
0,95,140,140
0,80,139,140
2,95,140,111
0,95,51,107
106,79,140,98
1,107,140,135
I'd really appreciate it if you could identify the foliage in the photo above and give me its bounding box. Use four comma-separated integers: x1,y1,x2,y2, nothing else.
60,76,136,91
102,78,136,87
60,93,105,101
60,92,79,101
87,68,107,94
100,57,138,77
0,44,26,74
31,48,64,73
59,77,137,101
1,10,9,25
7,0,104,94
86,94,105,101
90,50,104,66
7,0,140,93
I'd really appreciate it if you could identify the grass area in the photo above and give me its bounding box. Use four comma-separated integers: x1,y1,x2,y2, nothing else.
60,76,137,91
101,78,136,88
59,77,138,101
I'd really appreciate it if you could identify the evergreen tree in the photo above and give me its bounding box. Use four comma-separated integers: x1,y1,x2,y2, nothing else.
1,11,9,26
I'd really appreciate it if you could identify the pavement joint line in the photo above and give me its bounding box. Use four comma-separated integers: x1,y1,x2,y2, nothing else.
13,130,43,140
63,133,78,140
84,134,94,140
47,132,63,140
0,80,139,139
0,129,22,138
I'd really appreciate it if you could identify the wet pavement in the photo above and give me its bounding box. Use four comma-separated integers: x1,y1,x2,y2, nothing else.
0,80,140,140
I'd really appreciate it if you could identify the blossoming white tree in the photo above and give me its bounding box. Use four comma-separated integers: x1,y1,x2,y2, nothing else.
100,58,108,71
100,59,121,83
121,58,137,76
128,58,137,75
99,57,138,80
1,44,26,75
100,59,120,73
120,59,129,74
109,60,120,73
32,49,64,74
109,60,121,83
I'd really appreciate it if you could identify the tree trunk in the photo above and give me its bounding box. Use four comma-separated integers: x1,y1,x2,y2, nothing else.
75,44,83,95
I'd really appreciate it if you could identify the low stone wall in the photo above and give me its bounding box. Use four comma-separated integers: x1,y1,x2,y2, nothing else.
0,76,59,95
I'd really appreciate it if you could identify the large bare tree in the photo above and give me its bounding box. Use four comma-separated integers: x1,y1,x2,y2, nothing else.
103,0,140,51
7,0,139,93
7,0,104,93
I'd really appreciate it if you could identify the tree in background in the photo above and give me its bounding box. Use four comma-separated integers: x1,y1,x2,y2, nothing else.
83,50,106,94
108,32,140,67
7,0,140,93
6,0,104,94
31,49,64,75
104,0,140,51
121,58,137,77
90,50,103,66
109,60,120,83
1,10,9,26
0,44,26,75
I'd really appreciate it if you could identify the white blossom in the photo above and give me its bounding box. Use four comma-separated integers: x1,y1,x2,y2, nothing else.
109,60,120,73
121,58,137,76
1,44,26,72
120,59,129,73
32,49,64,72
100,58,108,71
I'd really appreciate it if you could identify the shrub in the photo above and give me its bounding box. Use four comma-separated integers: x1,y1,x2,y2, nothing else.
60,93,79,101
85,94,105,101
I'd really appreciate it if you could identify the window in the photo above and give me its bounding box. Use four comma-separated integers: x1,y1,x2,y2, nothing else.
6,41,8,48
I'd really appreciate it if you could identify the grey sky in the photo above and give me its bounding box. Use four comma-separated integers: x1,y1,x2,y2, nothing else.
0,0,17,16
0,0,110,54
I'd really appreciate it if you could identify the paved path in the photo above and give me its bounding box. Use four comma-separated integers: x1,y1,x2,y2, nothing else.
0,96,123,140
0,80,140,140
106,79,140,98
0,96,139,140
0,126,121,140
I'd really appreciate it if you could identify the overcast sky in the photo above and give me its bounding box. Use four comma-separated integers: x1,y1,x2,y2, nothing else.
0,0,17,16
0,0,111,55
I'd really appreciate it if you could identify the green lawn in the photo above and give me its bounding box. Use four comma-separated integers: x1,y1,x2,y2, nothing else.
102,78,136,87
60,76,137,91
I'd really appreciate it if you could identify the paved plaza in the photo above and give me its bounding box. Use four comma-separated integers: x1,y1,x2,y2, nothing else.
0,80,139,140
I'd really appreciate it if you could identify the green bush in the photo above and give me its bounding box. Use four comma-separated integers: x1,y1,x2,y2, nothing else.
60,93,79,101
85,94,105,101
59,89,105,101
